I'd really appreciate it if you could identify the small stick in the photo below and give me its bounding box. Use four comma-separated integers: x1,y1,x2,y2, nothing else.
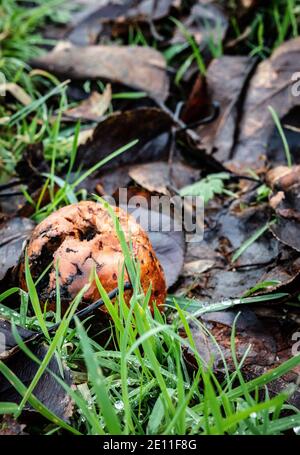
0,192,23,198
48,282,132,335
0,179,22,191
27,282,132,343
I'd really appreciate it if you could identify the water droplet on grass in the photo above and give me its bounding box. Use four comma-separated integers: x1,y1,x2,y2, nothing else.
114,400,124,411
294,426,300,435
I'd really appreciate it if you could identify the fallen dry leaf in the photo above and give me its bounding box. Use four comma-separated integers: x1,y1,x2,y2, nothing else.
270,183,300,253
0,217,35,282
16,143,50,189
0,341,73,422
233,37,300,166
196,56,255,162
185,308,300,408
75,107,173,170
0,319,37,361
181,75,211,125
188,309,277,369
122,203,185,288
0,82,32,106
32,44,169,101
67,0,178,45
172,2,228,48
266,165,300,252
0,415,26,435
177,198,300,302
182,259,215,277
128,161,201,196
266,165,300,191
63,84,111,121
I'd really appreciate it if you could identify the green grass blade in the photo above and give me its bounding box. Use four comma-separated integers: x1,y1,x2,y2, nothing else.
75,318,122,435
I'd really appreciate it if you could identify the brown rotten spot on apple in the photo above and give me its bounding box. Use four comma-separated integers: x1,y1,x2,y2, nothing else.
19,201,166,313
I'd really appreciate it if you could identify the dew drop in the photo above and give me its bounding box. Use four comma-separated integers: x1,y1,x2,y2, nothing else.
114,400,124,411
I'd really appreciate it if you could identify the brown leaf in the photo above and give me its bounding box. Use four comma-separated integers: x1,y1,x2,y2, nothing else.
0,415,26,435
32,44,169,101
63,85,112,121
118,194,185,288
0,319,37,360
233,37,300,165
270,182,300,253
172,2,228,48
128,161,200,196
0,83,32,106
181,75,211,125
188,309,277,369
196,55,255,162
267,108,300,165
182,259,215,277
0,217,35,282
178,200,300,302
16,143,50,189
0,319,73,422
266,166,300,252
75,107,173,170
67,0,178,45
94,167,133,197
186,309,300,408
0,342,73,422
146,216,185,289
266,165,300,190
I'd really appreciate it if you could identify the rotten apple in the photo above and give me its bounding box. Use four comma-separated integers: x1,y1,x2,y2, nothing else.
19,201,166,313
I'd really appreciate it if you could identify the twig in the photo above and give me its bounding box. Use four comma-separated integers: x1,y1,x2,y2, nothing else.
0,179,22,191
0,192,23,198
177,102,220,132
28,282,132,343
